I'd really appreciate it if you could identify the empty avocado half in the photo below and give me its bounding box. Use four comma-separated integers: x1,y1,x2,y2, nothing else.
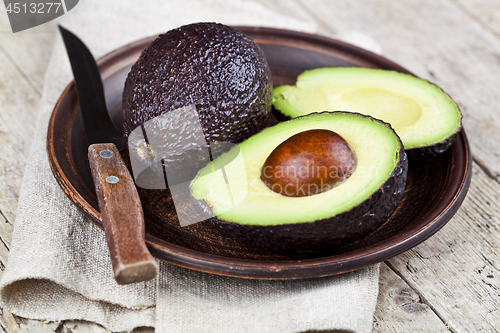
190,112,408,254
272,67,462,163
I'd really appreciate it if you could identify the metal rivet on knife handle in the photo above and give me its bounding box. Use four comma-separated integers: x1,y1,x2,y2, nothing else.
106,176,120,184
100,150,114,158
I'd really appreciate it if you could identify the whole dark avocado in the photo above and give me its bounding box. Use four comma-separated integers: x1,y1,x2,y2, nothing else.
122,22,273,146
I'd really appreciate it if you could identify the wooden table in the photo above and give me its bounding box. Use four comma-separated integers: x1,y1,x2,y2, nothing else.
0,0,499,332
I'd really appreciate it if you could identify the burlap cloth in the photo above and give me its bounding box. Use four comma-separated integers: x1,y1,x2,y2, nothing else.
0,1,380,332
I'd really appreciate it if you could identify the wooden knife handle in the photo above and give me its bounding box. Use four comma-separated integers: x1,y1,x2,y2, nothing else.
88,143,158,284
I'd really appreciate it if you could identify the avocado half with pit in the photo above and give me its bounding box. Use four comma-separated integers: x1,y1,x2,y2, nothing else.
272,67,462,163
190,112,408,254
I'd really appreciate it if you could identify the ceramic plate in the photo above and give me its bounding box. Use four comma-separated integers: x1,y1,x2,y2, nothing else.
47,27,472,279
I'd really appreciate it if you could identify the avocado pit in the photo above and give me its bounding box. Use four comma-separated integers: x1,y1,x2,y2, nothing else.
260,129,356,197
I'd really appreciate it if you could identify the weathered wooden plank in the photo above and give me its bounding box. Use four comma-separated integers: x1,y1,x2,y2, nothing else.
0,213,10,282
453,0,500,38
16,319,60,333
60,321,109,333
0,5,56,228
251,0,319,28
0,18,56,224
0,211,12,252
373,263,450,332
386,163,500,333
0,10,12,33
297,0,500,181
0,51,40,223
0,308,8,333
0,23,56,95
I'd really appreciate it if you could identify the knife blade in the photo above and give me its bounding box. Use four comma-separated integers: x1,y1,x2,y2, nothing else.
59,25,158,284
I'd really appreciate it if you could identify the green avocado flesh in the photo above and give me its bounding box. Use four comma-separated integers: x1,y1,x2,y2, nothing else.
190,112,402,226
272,67,461,150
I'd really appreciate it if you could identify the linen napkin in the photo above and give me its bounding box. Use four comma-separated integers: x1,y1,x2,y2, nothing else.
0,1,380,332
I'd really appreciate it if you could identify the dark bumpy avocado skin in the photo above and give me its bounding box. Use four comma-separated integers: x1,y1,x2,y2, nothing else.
406,129,461,167
272,108,292,122
122,23,273,144
210,118,409,255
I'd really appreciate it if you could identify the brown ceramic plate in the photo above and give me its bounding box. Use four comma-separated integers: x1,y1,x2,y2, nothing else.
47,27,471,279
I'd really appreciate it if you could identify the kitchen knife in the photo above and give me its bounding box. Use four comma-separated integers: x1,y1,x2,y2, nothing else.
59,25,158,284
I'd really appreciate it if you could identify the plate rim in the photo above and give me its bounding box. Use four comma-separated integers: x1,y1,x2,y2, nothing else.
47,26,472,280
